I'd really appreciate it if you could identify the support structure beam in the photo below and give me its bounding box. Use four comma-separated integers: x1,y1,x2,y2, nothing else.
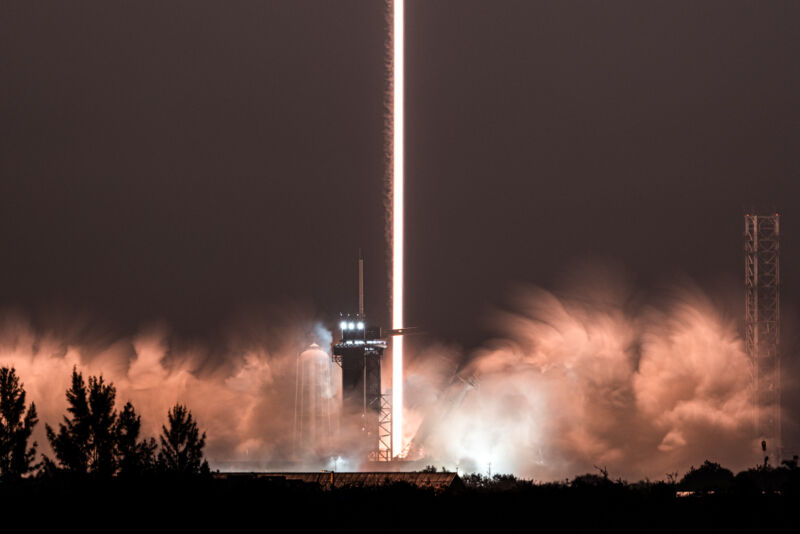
745,212,781,463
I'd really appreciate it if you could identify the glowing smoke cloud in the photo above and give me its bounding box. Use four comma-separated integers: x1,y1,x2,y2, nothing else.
411,283,760,481
391,0,404,458
0,312,370,471
0,282,771,479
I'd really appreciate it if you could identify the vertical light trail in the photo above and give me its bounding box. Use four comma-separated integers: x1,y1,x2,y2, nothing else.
392,0,404,459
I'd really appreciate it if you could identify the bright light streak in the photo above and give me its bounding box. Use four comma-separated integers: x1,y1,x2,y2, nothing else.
392,0,404,459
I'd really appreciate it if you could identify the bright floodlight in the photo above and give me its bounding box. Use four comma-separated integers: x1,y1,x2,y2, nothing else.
357,321,365,330
348,322,355,330
340,321,347,330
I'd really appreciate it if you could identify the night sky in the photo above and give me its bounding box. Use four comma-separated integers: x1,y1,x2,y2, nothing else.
1,1,798,351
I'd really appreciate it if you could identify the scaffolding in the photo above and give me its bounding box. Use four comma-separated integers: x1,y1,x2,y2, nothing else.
369,394,393,462
744,213,781,462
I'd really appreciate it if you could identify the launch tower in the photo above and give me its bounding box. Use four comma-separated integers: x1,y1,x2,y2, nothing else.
332,253,392,461
745,212,781,462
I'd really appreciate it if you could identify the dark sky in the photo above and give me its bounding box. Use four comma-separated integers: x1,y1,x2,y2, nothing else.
1,1,798,350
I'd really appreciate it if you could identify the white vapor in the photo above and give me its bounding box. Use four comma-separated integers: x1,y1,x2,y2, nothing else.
408,282,760,481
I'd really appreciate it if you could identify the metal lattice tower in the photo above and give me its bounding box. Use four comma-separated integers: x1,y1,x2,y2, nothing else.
370,394,393,462
744,213,781,462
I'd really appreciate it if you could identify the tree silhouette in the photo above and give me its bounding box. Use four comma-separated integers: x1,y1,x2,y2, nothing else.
115,401,156,477
680,460,734,493
45,368,119,476
45,368,90,474
0,367,39,480
158,404,209,475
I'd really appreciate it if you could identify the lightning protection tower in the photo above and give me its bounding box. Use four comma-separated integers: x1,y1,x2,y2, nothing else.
744,212,781,462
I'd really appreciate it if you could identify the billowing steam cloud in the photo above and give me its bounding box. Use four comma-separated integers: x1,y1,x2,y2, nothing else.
0,279,766,481
409,283,759,481
0,310,345,470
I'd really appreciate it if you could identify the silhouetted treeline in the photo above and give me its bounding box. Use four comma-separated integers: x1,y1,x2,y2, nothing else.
0,367,38,480
3,466,796,531
459,459,800,497
1,366,799,530
0,365,209,482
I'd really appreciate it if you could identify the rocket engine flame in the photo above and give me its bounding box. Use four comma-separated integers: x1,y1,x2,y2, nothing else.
391,0,404,458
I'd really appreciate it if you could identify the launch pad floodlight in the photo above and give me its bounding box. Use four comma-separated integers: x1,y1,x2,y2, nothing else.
348,322,355,330
340,321,348,330
357,321,365,330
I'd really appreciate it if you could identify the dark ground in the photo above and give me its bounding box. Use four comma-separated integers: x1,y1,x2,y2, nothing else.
2,465,798,532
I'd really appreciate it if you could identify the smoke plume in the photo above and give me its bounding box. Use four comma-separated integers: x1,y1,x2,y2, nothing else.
410,280,760,481
0,278,772,480
0,309,349,470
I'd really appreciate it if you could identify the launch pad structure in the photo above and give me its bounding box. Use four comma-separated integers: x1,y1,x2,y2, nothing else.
745,212,781,462
332,253,393,462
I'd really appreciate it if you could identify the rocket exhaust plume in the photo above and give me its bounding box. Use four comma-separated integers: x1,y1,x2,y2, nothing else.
405,276,764,481
391,0,404,458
